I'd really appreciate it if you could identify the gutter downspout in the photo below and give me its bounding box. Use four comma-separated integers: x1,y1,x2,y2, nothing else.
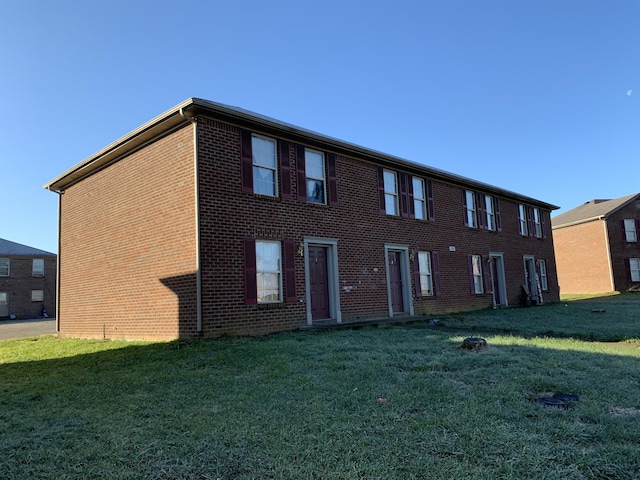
180,108,202,334
603,219,615,291
54,190,62,334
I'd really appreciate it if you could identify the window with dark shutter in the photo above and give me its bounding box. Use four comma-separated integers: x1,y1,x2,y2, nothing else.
377,167,386,214
495,198,502,232
399,173,410,218
463,190,469,227
432,251,441,296
426,179,435,221
476,192,486,229
243,238,257,304
240,129,253,193
296,144,306,201
279,141,291,199
284,240,296,302
327,152,338,206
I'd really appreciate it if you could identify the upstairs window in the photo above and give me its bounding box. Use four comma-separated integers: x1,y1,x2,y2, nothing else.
383,170,399,216
412,177,426,220
518,204,528,235
624,219,638,242
32,259,44,276
464,190,477,228
533,208,542,238
305,149,326,204
252,135,278,196
485,195,496,231
0,258,8,276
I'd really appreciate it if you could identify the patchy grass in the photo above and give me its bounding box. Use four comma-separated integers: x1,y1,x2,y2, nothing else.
2,296,640,479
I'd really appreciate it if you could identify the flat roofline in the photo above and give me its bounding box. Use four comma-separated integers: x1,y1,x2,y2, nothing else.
45,97,559,210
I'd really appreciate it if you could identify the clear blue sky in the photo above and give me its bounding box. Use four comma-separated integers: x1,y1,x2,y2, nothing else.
2,1,639,254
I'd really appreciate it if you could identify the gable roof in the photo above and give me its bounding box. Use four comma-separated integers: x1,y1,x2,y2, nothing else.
44,97,559,211
0,238,56,257
551,193,640,229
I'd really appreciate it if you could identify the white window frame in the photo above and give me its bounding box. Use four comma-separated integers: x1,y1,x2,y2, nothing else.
518,204,528,235
471,254,483,294
0,258,8,277
31,290,44,302
417,251,433,296
533,208,542,238
255,240,282,303
412,177,426,220
32,259,44,276
305,148,326,204
383,170,399,216
624,219,638,243
485,195,495,231
252,134,278,197
538,259,548,291
631,258,640,282
465,190,477,228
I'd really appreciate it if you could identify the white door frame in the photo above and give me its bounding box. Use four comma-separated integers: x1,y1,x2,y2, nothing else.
303,237,341,325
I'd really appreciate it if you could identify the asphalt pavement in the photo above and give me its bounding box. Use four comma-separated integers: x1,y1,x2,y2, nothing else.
0,318,56,341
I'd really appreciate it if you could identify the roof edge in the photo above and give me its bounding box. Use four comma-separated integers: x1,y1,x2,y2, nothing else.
45,97,560,209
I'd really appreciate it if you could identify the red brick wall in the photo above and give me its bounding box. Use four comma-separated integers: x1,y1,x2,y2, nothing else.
552,221,612,294
58,126,197,340
0,256,56,318
197,118,559,336
606,203,640,291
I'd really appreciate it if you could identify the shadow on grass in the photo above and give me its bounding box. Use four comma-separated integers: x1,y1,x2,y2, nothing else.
1,326,640,479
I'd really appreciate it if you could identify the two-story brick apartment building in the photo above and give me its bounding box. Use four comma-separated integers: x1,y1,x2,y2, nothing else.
0,238,56,319
45,98,559,340
552,193,640,294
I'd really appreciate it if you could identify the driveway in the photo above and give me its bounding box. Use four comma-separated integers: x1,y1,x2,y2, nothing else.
0,318,56,341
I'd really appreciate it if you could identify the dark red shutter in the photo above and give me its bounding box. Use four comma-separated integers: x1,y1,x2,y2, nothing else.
626,258,632,282
426,179,435,221
468,255,476,294
432,251,441,296
495,198,502,232
482,255,491,293
243,238,257,304
240,130,253,193
327,152,338,206
541,209,547,238
413,253,422,297
622,220,628,242
476,192,485,229
400,173,409,218
463,190,469,226
296,144,306,201
377,167,386,213
408,175,415,218
284,240,296,302
279,140,291,199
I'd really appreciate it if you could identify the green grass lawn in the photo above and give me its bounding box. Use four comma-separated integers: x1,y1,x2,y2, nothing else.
2,295,640,479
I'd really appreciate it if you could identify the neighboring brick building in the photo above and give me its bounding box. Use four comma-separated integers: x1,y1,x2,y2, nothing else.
45,98,559,340
0,238,56,319
552,193,640,294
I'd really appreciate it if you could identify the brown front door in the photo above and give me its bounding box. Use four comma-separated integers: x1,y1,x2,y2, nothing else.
388,251,404,313
309,246,330,320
